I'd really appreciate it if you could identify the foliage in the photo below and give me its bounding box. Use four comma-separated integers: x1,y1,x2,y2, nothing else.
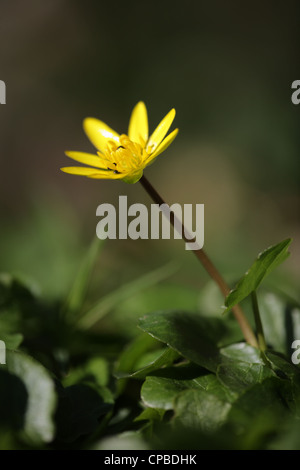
0,238,299,450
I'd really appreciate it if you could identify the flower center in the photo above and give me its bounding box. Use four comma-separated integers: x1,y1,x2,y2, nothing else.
102,134,148,175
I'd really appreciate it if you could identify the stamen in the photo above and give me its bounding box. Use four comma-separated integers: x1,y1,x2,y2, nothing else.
104,134,147,175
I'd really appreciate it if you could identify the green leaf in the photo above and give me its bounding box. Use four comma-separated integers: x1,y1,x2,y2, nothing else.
217,361,275,395
5,350,57,445
220,342,264,364
63,356,109,388
115,334,159,376
114,333,159,394
134,348,169,370
173,389,232,433
0,275,37,337
141,365,234,410
0,369,28,432
265,352,300,417
217,342,275,394
266,351,300,381
224,239,292,313
141,375,196,410
0,333,23,349
120,347,180,379
134,407,165,423
226,377,290,435
92,431,148,450
258,294,300,356
139,311,241,372
258,292,290,354
141,369,234,433
55,383,113,443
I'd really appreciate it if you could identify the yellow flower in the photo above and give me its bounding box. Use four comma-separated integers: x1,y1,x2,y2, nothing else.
61,102,178,184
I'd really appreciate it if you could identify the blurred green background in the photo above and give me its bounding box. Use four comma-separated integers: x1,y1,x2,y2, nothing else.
0,0,299,310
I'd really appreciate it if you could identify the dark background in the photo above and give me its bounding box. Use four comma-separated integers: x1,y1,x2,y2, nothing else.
0,0,299,303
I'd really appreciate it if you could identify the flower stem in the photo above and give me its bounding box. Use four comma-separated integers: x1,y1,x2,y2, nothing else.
251,290,267,352
139,175,258,348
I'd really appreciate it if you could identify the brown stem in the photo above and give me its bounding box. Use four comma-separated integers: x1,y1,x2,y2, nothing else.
139,175,258,348
251,291,267,352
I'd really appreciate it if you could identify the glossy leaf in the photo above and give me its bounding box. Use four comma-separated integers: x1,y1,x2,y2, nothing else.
173,389,232,433
141,366,234,411
6,351,57,444
139,311,242,372
225,239,292,313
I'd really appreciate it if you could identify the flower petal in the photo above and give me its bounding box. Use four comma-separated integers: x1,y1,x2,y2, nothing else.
128,101,148,145
65,151,107,169
146,108,176,153
61,166,112,176
83,118,120,152
145,128,178,165
87,172,126,180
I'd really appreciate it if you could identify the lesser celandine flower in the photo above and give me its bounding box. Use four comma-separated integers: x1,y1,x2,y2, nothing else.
61,101,258,348
61,102,178,184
